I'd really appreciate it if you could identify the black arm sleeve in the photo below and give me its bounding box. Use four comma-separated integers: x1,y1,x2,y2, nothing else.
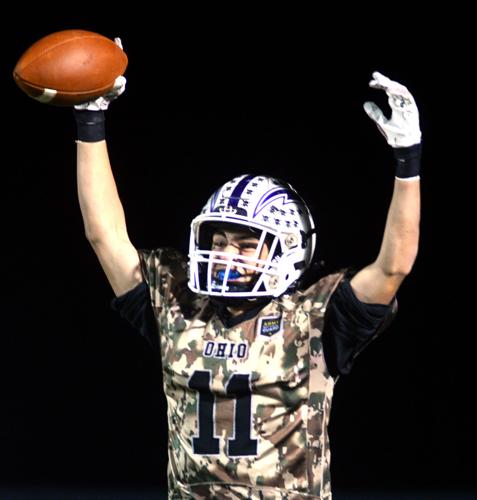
110,281,160,353
322,279,396,378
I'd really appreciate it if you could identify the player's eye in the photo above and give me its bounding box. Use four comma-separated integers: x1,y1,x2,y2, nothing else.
239,242,258,251
212,239,227,249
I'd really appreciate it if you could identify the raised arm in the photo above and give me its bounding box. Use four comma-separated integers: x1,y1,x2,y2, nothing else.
350,72,421,305
74,71,142,297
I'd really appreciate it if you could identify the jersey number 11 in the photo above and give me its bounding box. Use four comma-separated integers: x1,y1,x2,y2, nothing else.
188,370,258,457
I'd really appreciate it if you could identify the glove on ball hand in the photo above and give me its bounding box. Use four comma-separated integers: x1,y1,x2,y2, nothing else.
74,38,126,111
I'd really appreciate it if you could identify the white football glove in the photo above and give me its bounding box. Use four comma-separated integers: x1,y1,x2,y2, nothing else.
74,38,126,111
363,71,421,148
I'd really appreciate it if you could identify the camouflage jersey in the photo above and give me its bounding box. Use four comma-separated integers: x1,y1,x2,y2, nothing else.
117,248,393,500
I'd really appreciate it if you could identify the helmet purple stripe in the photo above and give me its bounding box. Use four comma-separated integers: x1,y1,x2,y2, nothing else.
228,174,255,209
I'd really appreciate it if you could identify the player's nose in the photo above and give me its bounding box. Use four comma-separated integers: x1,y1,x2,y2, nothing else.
222,243,240,258
221,244,246,271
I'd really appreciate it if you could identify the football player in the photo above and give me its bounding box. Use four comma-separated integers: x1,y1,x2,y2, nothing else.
73,44,421,498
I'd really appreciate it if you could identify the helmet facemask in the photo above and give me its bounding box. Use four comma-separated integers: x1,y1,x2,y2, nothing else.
191,220,280,297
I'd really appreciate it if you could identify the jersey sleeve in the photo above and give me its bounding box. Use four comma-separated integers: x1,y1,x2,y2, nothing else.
322,278,397,378
110,280,159,351
138,247,190,312
110,247,190,352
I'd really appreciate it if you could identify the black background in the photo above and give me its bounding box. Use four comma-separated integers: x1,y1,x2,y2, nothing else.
1,10,475,499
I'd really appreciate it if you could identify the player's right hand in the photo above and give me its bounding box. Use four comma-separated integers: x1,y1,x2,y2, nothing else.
74,75,126,111
74,38,126,111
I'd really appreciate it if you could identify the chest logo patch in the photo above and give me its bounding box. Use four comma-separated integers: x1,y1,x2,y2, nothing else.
258,315,282,337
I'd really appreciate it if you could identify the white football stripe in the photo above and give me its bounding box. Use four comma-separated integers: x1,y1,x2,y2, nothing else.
33,88,57,103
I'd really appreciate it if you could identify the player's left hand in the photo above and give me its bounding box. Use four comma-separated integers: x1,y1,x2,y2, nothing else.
363,71,421,148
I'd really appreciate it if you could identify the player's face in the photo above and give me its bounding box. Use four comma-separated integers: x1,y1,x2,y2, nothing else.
211,228,269,283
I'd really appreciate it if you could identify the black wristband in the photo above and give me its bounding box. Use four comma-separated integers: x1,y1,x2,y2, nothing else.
393,143,422,179
73,109,105,142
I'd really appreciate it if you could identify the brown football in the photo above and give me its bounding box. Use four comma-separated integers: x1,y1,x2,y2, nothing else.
13,30,128,106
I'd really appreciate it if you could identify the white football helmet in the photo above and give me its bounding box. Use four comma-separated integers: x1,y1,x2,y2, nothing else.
188,174,316,298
